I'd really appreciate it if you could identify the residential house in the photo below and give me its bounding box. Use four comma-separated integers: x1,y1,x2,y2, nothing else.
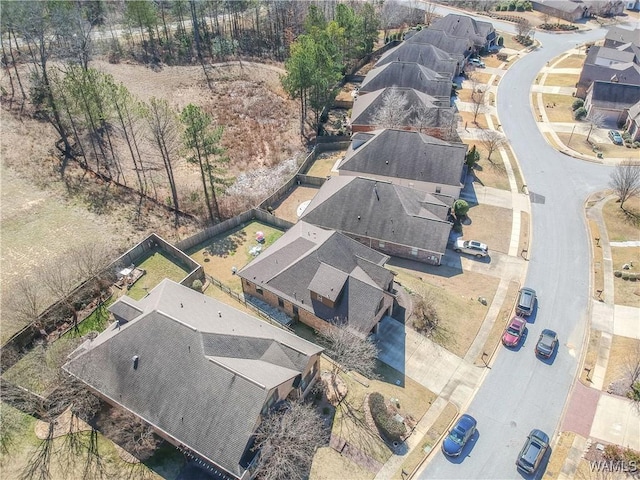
376,43,463,78
428,14,497,51
576,45,640,98
623,99,640,141
405,28,475,59
238,222,395,336
604,26,640,48
337,128,467,200
300,176,453,265
350,87,457,140
625,0,640,11
532,0,624,21
358,61,452,99
63,279,323,480
585,81,640,125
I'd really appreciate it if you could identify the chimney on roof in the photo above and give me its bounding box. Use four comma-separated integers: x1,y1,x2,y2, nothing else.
132,355,139,370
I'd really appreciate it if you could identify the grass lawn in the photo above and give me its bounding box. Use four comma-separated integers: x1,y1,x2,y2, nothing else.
66,297,115,338
469,72,492,84
581,330,601,385
307,150,346,177
611,247,640,307
541,94,575,122
482,55,503,68
324,357,435,467
544,73,579,88
555,54,585,69
465,143,510,191
455,89,473,103
0,403,166,480
500,33,523,51
188,221,285,293
392,402,458,479
3,336,84,395
560,133,640,159
544,432,577,480
474,280,519,366
390,262,499,357
503,146,525,192
272,185,320,223
519,212,530,257
603,196,640,242
603,335,640,391
458,111,489,130
461,204,512,255
127,250,191,300
310,446,374,480
589,219,605,300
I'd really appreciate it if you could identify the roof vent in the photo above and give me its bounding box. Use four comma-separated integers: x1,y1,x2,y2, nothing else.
218,311,222,317
132,355,139,370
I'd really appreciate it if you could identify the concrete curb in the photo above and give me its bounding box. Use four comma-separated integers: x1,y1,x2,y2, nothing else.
407,402,460,480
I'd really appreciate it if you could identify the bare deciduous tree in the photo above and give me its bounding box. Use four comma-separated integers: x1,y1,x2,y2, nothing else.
69,243,114,280
8,276,44,327
370,88,410,129
625,344,640,404
468,73,486,123
320,321,378,388
423,2,438,27
479,129,507,163
516,18,532,38
586,111,607,143
609,161,640,210
252,401,328,480
412,292,440,337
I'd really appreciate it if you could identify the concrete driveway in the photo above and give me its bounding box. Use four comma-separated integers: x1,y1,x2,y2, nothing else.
590,394,640,451
377,316,463,394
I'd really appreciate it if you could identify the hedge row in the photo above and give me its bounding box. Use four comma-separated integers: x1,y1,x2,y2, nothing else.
369,392,406,442
614,271,640,281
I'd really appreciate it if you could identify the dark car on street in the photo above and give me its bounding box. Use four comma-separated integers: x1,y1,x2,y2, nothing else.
442,414,477,457
535,329,558,358
516,429,549,474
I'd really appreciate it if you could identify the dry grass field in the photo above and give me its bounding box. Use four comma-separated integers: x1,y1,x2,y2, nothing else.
390,261,500,357
272,185,321,223
555,54,585,69
307,150,346,178
544,73,579,88
602,196,640,242
461,204,512,254
611,247,640,307
603,335,640,391
541,94,575,122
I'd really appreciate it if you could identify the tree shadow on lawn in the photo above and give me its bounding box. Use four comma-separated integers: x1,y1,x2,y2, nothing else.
203,229,247,258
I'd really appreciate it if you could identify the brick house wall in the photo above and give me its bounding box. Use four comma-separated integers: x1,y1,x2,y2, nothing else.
241,279,394,334
348,234,444,265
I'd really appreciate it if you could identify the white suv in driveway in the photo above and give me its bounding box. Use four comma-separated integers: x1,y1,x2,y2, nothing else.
454,239,488,257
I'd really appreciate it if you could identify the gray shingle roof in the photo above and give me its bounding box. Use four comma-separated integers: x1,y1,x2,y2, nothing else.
604,26,640,48
109,297,143,323
359,62,452,97
338,129,467,188
376,43,462,78
405,29,474,57
350,87,455,130
300,176,452,257
579,46,640,90
430,14,494,47
238,222,393,334
64,279,322,479
588,81,640,110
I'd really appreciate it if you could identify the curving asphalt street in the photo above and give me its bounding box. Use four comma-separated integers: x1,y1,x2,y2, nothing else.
414,6,621,480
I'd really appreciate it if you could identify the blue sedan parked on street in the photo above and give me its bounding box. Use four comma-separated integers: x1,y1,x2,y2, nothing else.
442,414,477,457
